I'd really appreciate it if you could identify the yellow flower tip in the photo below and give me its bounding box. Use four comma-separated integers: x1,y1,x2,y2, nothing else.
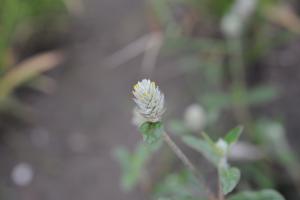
133,84,139,90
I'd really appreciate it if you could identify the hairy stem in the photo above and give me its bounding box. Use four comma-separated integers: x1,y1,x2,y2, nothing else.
227,37,253,136
218,170,225,200
162,131,216,200
162,132,196,172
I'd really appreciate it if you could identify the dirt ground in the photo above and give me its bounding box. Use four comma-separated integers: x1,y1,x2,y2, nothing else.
0,0,149,199
0,0,194,199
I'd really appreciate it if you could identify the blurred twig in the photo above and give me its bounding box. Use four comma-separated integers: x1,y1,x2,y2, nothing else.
141,32,163,76
105,32,164,76
227,38,253,135
265,4,300,34
105,33,155,68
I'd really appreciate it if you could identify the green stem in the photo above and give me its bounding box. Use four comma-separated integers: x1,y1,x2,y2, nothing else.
162,131,216,200
162,132,196,172
227,37,253,135
217,168,225,200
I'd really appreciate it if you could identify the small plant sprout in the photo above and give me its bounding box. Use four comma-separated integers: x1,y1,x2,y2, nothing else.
132,79,213,198
132,79,194,165
127,79,286,200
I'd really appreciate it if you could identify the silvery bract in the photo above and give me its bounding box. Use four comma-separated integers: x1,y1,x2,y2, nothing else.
131,107,147,126
132,79,165,123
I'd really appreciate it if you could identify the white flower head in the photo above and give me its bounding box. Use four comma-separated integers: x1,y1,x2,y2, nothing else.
131,107,147,126
184,104,206,132
132,79,165,123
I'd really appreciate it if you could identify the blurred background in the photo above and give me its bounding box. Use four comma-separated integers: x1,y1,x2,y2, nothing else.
1,0,300,199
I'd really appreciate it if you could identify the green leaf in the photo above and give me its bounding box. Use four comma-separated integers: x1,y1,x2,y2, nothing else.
219,167,241,195
244,165,275,188
168,119,188,135
246,86,278,105
224,126,243,145
182,135,220,166
201,132,215,146
114,147,140,191
154,170,198,199
228,189,285,200
202,92,231,110
139,122,164,144
114,143,156,191
114,147,131,169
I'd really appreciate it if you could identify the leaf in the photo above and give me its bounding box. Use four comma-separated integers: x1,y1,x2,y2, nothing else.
0,50,63,101
224,126,243,145
202,92,231,110
182,135,220,166
114,144,153,191
139,122,164,144
219,167,241,195
245,165,274,188
114,147,138,191
154,170,198,199
228,189,285,200
201,132,215,146
246,86,278,105
168,119,188,135
114,147,131,169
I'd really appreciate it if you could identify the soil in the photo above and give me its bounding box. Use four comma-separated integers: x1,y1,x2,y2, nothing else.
0,0,192,199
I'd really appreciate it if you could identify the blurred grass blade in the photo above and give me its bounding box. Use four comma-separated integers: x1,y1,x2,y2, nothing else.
246,86,278,105
265,4,300,34
0,50,64,101
201,132,215,146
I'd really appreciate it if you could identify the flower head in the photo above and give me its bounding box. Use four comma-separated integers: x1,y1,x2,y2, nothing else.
131,107,147,126
132,79,165,123
184,104,206,132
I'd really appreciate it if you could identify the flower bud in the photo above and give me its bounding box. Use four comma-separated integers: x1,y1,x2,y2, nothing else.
216,139,229,156
184,104,206,132
216,139,229,168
